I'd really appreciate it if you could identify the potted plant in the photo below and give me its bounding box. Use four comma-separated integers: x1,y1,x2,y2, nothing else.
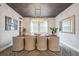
50,27,58,35
22,27,26,36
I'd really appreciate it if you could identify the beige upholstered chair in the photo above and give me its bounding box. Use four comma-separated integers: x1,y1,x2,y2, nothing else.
13,36,24,51
48,36,60,51
37,36,47,51
25,35,36,51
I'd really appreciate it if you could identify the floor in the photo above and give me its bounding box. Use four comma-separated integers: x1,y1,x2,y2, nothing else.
0,44,79,56
0,47,61,56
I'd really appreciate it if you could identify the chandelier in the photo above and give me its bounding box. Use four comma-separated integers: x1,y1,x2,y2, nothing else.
32,6,44,23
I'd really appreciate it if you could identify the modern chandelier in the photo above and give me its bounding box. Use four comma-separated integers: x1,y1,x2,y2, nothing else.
32,5,44,23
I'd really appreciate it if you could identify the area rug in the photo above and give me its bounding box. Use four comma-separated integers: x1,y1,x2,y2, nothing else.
0,47,61,56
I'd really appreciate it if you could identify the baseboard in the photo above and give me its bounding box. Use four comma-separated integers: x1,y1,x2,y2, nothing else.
60,41,79,53
0,43,12,52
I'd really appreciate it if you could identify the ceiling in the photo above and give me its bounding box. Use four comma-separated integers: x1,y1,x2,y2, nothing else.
7,3,72,17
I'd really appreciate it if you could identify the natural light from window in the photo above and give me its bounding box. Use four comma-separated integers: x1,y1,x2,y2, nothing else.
30,18,48,34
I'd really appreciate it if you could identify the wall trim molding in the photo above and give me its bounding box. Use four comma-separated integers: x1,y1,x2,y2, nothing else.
0,43,12,52
60,41,79,53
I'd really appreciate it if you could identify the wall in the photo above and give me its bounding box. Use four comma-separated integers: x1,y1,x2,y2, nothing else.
55,3,79,52
22,17,31,34
47,18,56,33
0,3,22,51
22,17,56,34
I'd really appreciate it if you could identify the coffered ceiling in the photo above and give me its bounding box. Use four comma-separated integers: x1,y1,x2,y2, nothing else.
7,3,72,17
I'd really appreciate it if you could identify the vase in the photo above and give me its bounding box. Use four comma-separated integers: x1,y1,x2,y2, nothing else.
52,32,56,36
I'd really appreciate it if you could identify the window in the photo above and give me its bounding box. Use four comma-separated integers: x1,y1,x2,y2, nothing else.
30,18,48,34
40,21,48,33
31,22,39,33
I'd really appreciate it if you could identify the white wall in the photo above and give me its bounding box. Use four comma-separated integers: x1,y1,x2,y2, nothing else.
22,17,56,34
22,17,31,33
47,18,56,33
55,3,79,52
0,3,22,51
